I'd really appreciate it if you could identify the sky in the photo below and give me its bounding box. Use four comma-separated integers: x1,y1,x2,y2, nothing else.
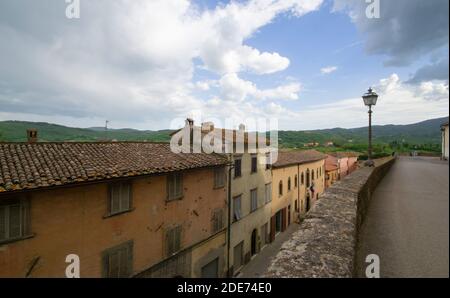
0,0,448,131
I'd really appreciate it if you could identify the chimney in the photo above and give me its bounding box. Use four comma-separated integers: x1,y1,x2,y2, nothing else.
201,121,215,133
186,118,194,128
27,129,38,143
239,124,246,132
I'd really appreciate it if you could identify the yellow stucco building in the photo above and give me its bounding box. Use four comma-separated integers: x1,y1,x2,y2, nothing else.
270,150,326,240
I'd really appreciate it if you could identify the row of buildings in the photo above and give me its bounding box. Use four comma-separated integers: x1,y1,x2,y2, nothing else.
0,122,356,278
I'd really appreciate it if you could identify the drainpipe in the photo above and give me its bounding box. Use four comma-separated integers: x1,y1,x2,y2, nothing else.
226,162,234,278
297,164,300,214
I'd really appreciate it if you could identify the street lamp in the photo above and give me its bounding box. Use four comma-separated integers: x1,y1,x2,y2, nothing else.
362,87,378,167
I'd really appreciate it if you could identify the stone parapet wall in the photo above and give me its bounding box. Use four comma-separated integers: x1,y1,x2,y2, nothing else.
265,158,396,278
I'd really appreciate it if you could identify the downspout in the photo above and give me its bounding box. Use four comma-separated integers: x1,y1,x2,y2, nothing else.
226,161,234,278
297,164,300,214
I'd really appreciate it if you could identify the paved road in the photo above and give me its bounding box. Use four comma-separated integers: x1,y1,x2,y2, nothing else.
356,157,449,278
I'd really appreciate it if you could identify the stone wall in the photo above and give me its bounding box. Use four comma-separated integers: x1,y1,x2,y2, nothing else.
264,158,396,278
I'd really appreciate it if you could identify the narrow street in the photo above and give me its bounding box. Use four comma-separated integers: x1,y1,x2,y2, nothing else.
356,157,449,277
239,223,300,278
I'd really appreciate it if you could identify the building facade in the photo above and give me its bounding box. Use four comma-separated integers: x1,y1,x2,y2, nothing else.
442,121,449,160
228,151,272,276
0,142,228,278
270,150,326,240
330,152,360,179
325,155,339,188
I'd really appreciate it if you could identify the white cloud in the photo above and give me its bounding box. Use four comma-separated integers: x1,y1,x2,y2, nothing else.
0,0,324,129
320,66,338,74
273,74,449,130
219,73,301,102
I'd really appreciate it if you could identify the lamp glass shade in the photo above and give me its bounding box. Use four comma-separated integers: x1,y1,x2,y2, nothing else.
362,88,378,106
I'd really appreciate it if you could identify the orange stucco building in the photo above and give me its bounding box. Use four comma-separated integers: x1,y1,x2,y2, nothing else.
0,142,228,278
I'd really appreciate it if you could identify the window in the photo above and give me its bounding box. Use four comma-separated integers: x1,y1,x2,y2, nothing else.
251,155,257,173
301,172,304,185
312,170,315,181
233,195,242,222
211,209,224,233
167,173,183,201
265,153,271,170
166,225,182,256
0,198,30,243
234,158,242,178
233,241,244,271
278,181,283,197
295,175,298,188
108,182,132,215
306,170,310,187
287,177,291,191
201,258,219,278
102,241,133,278
250,189,258,212
265,183,272,204
214,167,225,188
317,168,320,179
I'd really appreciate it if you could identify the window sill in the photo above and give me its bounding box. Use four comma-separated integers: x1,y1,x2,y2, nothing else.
166,196,184,203
103,208,135,219
213,185,225,190
0,234,35,246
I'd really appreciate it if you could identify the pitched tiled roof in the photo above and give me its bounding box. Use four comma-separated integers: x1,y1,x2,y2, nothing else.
272,150,327,168
329,151,360,158
325,163,338,172
0,142,228,193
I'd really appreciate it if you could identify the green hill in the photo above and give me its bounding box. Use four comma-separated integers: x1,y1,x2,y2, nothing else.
0,121,172,142
0,117,447,154
278,117,448,148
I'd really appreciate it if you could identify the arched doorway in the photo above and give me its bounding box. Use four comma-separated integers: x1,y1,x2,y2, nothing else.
251,229,257,256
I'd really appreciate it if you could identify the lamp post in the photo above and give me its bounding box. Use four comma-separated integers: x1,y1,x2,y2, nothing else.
362,87,378,167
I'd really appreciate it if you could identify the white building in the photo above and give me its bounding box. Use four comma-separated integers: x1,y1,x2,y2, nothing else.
441,121,449,160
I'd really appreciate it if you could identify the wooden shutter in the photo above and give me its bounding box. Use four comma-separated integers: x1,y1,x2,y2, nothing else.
270,216,276,243
109,250,120,278
281,208,287,232
9,204,21,239
120,183,130,211
110,184,120,214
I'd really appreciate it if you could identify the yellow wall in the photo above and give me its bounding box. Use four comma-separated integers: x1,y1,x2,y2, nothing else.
326,169,339,188
229,151,272,273
272,159,326,224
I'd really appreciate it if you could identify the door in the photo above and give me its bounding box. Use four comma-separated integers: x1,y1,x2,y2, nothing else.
306,195,311,212
275,211,282,234
261,223,268,247
281,208,287,232
201,258,219,278
233,242,244,272
251,229,257,256
288,205,291,226
270,216,276,242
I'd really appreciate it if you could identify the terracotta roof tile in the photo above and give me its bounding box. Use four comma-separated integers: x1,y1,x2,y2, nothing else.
272,150,326,168
0,142,228,193
329,151,361,158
